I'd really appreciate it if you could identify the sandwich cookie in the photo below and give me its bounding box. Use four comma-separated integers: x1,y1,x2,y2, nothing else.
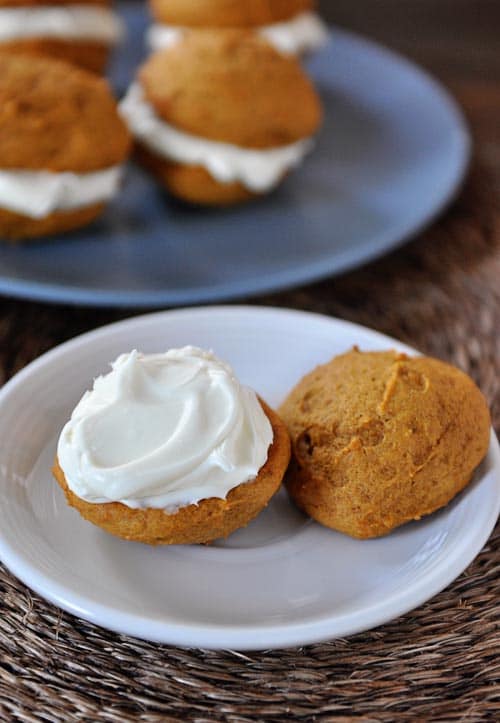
0,54,131,240
120,31,323,205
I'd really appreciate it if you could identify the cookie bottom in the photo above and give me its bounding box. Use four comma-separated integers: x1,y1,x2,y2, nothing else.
0,203,105,241
53,400,291,545
136,145,259,207
0,40,109,74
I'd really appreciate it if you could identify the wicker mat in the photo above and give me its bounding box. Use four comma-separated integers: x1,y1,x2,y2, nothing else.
0,162,499,721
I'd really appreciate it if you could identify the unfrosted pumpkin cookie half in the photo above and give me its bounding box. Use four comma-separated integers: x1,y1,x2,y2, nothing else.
279,349,491,539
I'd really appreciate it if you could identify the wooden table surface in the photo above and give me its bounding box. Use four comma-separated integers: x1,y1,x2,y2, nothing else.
0,3,499,721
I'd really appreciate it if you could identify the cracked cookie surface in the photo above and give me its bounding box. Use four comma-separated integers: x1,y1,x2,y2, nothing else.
279,348,491,538
139,30,322,148
0,53,130,172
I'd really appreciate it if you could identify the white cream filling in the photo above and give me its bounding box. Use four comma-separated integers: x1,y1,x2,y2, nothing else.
0,166,123,218
57,347,274,512
260,10,329,55
0,5,125,44
147,11,328,55
119,83,313,193
146,23,182,52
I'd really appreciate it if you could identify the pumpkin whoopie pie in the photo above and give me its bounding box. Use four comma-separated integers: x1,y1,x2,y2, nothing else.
54,348,291,545
0,53,131,240
0,0,125,74
120,30,323,206
279,349,491,539
147,0,328,56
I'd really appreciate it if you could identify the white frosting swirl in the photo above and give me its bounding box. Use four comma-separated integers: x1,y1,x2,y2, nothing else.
0,166,123,218
147,11,328,56
57,348,273,511
0,5,125,44
119,83,313,193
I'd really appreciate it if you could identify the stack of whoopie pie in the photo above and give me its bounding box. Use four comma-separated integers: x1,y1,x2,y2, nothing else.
0,1,329,241
119,0,328,206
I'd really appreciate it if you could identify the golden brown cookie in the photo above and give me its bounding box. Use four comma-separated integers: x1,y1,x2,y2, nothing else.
122,31,322,205
0,54,130,172
140,31,321,148
53,400,292,545
149,0,315,28
0,203,104,241
280,349,491,539
0,53,130,240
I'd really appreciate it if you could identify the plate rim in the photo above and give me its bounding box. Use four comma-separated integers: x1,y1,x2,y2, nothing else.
0,23,471,307
0,305,498,650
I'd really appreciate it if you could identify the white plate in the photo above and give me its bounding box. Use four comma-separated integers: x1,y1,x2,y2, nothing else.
0,306,498,650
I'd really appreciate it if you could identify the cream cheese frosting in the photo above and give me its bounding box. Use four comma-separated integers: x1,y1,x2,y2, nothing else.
0,5,125,44
57,348,274,511
259,11,329,56
0,166,123,218
146,23,182,52
147,11,328,56
119,83,314,193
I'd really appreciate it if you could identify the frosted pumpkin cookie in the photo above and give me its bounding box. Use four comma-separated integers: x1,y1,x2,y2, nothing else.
53,347,291,545
120,30,322,205
0,0,125,74
147,0,328,56
0,54,131,240
279,349,491,539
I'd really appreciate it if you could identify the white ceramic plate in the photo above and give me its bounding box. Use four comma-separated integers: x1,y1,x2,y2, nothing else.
0,307,498,650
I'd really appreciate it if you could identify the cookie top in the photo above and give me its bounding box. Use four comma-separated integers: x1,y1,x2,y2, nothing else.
150,0,314,28
0,0,109,8
280,349,491,531
281,349,490,474
139,31,322,148
0,53,130,172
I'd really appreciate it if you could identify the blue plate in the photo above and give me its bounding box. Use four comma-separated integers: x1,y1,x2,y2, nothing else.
0,5,470,307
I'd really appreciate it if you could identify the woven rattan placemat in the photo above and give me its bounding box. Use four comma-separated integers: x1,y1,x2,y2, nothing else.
0,162,499,720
